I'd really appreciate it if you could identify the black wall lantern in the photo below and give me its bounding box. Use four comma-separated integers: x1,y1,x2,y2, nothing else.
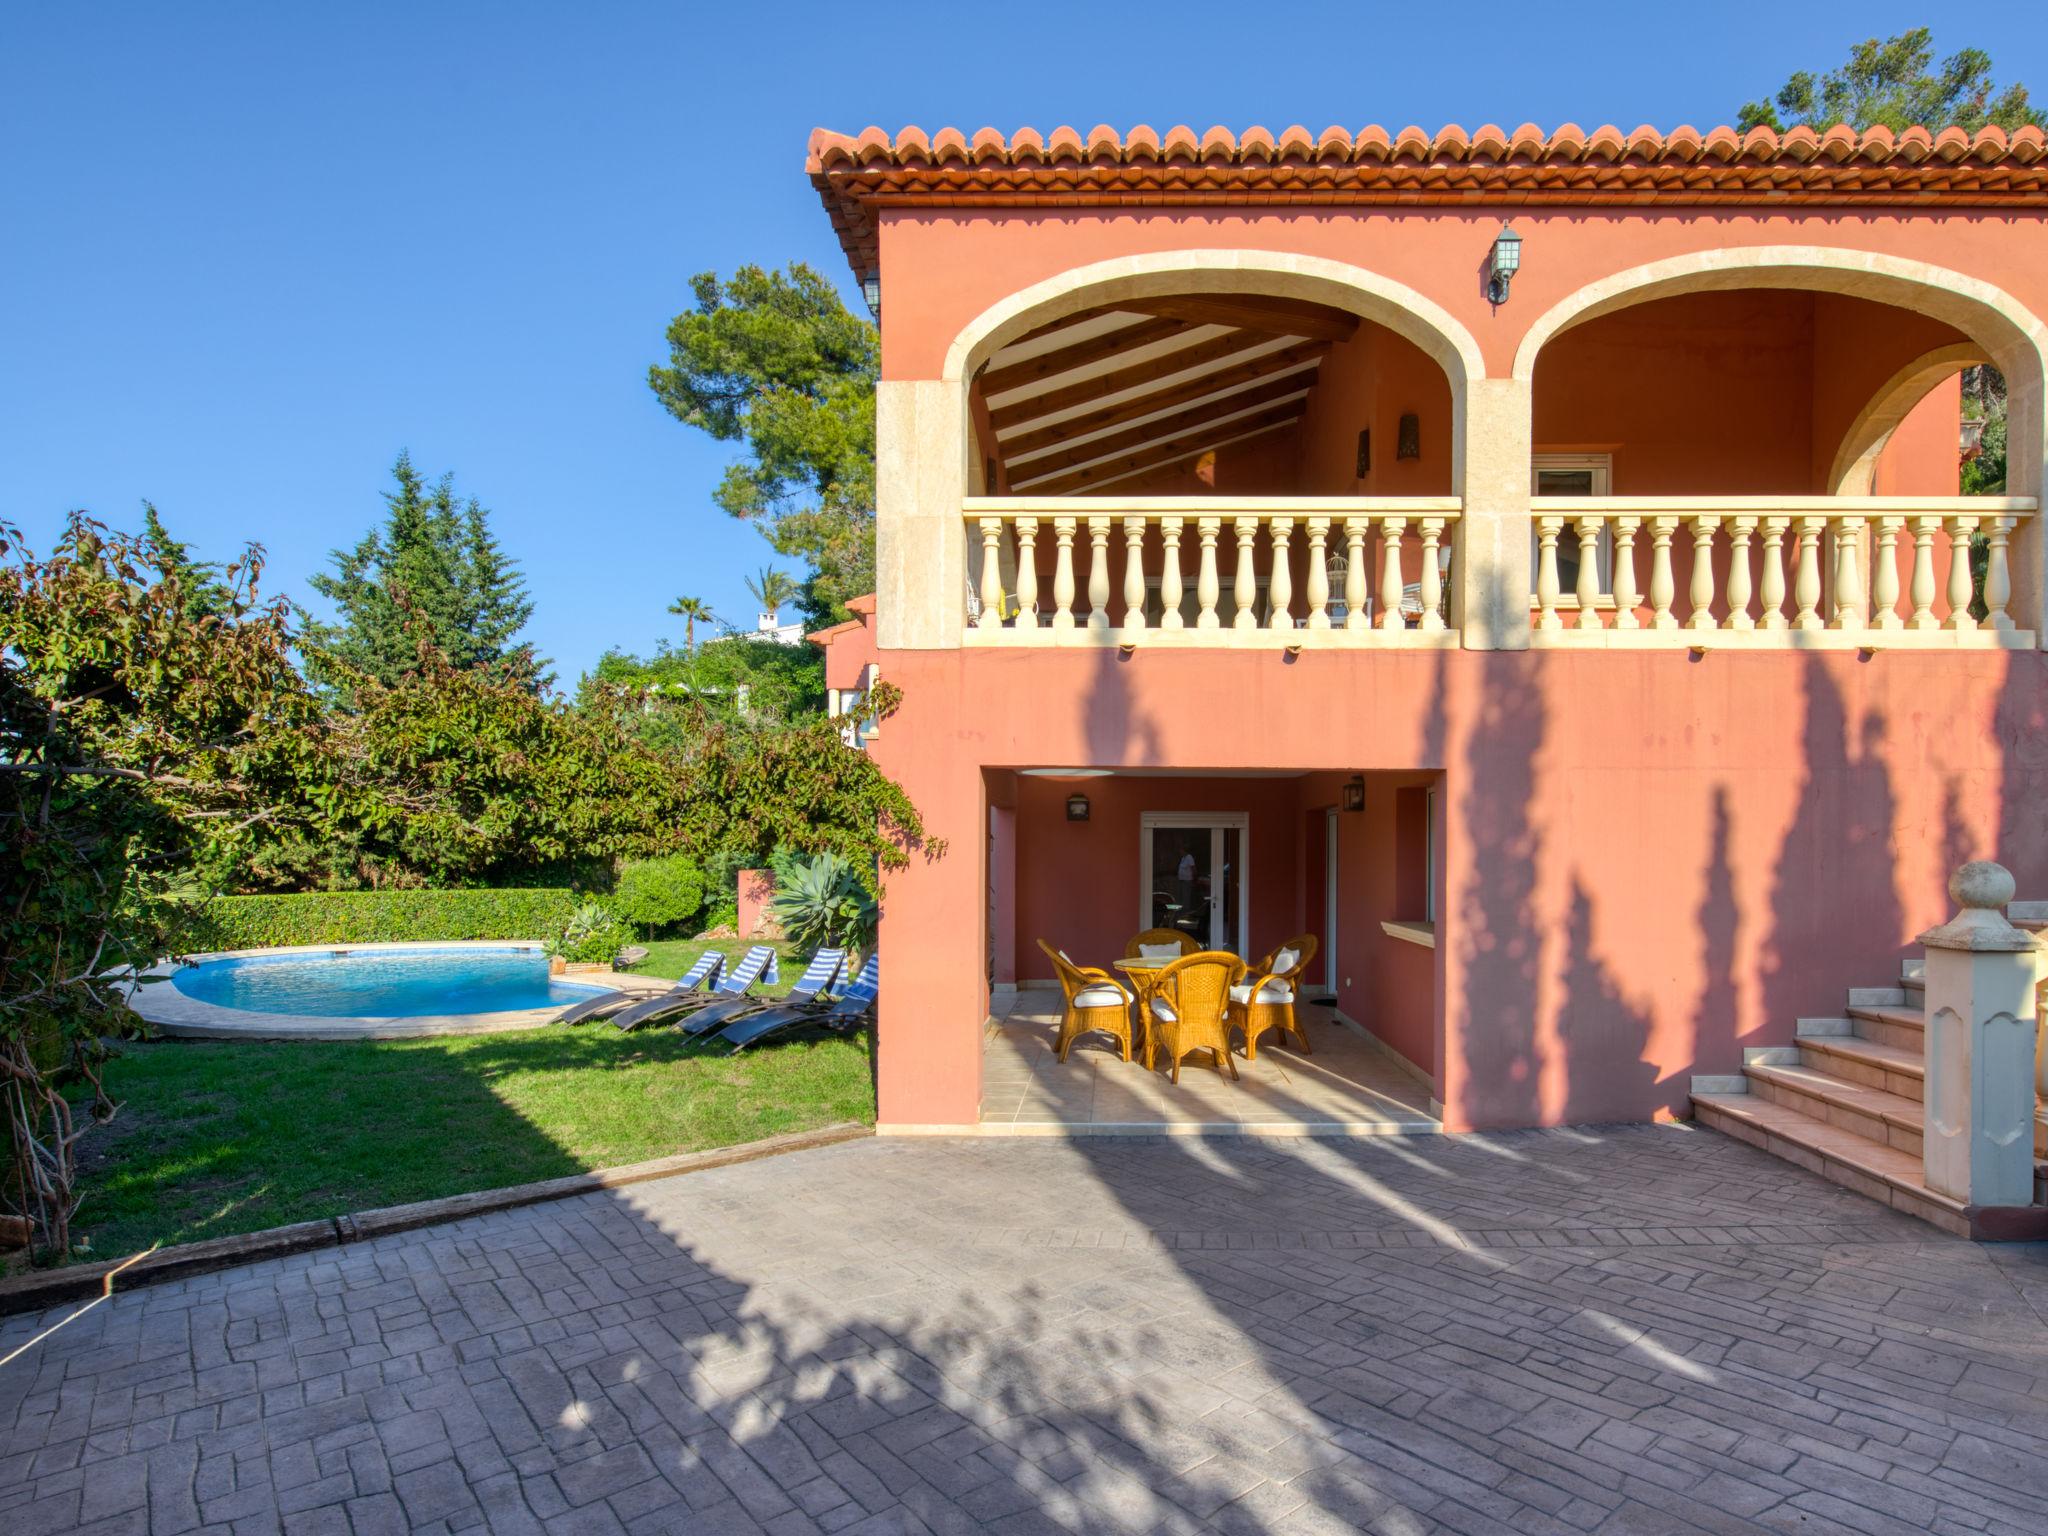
1355,428,1371,477
1066,793,1091,822
1397,412,1420,461
1485,224,1521,305
1341,775,1366,813
861,274,882,320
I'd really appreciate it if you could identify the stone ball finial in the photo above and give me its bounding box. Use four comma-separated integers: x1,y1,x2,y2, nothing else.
1950,860,2016,911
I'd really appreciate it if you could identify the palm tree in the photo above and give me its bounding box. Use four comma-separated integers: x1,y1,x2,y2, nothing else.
744,566,800,625
666,595,715,652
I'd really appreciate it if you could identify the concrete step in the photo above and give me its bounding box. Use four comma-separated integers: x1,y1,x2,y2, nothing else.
1744,1060,1923,1156
1846,1003,1925,1052
1690,1091,1968,1237
1797,1034,1923,1101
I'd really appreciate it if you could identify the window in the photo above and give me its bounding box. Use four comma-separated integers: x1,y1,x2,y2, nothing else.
1531,453,1614,599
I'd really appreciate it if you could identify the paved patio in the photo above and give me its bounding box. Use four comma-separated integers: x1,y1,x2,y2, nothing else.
4,1127,2048,1535
985,995,1439,1134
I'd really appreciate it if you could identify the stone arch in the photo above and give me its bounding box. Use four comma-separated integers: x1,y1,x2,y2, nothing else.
1827,342,1988,495
1509,245,2047,503
943,249,1486,495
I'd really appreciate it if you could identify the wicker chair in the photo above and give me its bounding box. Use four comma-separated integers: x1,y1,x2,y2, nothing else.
1037,939,1135,1063
1146,950,1245,1082
1228,934,1318,1061
1125,928,1199,959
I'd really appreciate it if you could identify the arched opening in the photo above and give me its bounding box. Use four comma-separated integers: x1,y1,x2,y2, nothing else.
1512,250,2046,636
948,253,1479,633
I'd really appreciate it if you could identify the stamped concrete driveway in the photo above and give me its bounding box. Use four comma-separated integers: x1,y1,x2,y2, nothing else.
5,1124,2048,1536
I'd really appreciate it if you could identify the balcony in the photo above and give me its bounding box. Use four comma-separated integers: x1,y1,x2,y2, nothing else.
960,493,2038,649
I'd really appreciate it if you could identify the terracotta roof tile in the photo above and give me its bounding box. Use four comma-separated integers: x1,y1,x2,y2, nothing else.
808,122,2048,282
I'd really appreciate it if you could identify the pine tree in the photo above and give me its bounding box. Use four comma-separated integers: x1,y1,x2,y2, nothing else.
138,502,235,620
302,454,544,693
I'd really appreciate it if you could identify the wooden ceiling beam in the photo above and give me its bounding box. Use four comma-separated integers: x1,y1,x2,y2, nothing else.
1005,303,1142,349
1019,403,1305,496
978,316,1193,398
988,329,1274,432
1123,295,1360,342
1008,373,1317,480
997,343,1328,458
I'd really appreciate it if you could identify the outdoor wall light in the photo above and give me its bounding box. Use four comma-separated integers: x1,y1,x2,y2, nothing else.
1397,412,1420,461
1341,775,1366,813
1066,794,1091,822
1485,224,1522,305
861,274,881,320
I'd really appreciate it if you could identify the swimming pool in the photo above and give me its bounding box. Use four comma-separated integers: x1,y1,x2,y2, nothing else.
172,946,604,1018
129,942,627,1040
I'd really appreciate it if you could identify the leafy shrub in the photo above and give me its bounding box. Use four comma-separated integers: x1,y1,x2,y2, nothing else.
543,902,634,965
768,850,877,952
180,888,576,951
611,854,704,934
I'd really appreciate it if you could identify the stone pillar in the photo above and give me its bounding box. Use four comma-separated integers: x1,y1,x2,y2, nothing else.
875,380,969,649
1453,377,1532,651
1919,862,2040,1210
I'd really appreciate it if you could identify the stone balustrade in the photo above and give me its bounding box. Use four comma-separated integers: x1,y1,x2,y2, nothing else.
1530,496,2039,646
962,497,1462,647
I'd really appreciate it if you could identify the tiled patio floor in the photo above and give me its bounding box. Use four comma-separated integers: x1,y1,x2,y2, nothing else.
983,992,1440,1134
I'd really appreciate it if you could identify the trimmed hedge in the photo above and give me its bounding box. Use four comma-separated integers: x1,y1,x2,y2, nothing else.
180,888,578,951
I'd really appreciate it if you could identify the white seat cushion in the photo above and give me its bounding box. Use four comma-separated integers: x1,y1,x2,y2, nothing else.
1229,980,1295,1006
1272,946,1301,975
1072,983,1128,1008
1149,998,1178,1023
1138,943,1182,961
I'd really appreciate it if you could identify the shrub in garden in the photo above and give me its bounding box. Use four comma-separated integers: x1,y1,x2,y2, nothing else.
181,888,576,950
768,850,878,952
544,902,634,965
611,854,704,935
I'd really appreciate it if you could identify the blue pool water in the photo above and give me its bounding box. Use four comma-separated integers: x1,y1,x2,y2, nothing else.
172,947,604,1018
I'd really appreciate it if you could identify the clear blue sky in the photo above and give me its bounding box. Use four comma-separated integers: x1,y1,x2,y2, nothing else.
6,3,2042,684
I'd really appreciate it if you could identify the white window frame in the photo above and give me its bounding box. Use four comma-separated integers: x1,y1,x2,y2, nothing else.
1531,453,1615,605
1138,812,1250,955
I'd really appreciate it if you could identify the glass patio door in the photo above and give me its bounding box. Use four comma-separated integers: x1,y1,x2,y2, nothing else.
1140,814,1247,954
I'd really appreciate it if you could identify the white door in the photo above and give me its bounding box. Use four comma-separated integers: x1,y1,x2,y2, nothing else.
1140,813,1249,954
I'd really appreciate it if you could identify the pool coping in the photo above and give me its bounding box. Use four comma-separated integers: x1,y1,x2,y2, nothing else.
125,941,667,1040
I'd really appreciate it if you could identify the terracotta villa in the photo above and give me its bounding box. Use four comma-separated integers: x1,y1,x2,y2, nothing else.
805,120,2048,1232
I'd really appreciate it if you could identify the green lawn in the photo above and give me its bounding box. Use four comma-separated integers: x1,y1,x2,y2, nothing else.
630,937,809,997
74,937,871,1258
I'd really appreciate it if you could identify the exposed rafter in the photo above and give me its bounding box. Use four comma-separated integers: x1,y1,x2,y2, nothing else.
1123,295,1359,342
987,329,1274,431
1008,376,1315,482
1019,403,1304,495
997,344,1327,458
978,315,1192,398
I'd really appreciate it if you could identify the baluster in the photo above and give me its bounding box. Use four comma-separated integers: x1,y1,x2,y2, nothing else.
1871,516,1901,630
1343,517,1369,631
1232,517,1260,630
976,517,1005,629
1051,517,1077,631
1121,516,1148,633
1792,515,1824,630
1378,517,1407,630
1648,516,1679,629
1418,518,1446,632
1758,517,1789,630
1304,517,1331,629
1611,515,1641,629
1085,516,1112,631
1196,517,1221,629
1908,515,1940,629
1946,514,1979,632
1157,517,1184,629
1986,514,2016,630
1723,515,1756,630
1534,514,1563,631
1013,517,1039,629
1575,516,1603,630
1267,516,1295,630
1687,515,1717,630
1829,514,1866,631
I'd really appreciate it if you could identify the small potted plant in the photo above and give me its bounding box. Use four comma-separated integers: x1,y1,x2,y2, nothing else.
545,902,634,975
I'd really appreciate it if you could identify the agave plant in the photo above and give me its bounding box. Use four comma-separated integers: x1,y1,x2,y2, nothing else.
545,901,634,965
768,850,878,952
